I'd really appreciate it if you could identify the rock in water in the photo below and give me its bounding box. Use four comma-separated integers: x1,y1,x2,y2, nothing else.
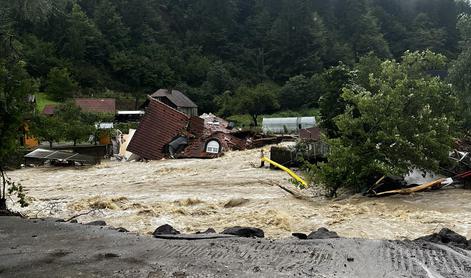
153,224,180,236
221,227,264,238
307,228,340,239
415,228,469,249
116,227,129,233
292,233,308,240
85,220,107,226
196,228,216,234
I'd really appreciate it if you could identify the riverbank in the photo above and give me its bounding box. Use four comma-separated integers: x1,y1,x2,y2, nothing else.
1,216,470,277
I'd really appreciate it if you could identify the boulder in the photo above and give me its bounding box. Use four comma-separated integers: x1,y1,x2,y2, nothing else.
196,228,216,234
292,233,308,240
307,228,340,239
221,226,264,238
415,228,468,249
85,220,107,226
153,224,180,236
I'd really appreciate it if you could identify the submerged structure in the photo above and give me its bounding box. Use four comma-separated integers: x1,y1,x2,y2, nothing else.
127,98,252,160
262,117,316,134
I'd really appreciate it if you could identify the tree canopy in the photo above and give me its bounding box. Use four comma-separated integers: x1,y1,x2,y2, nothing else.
0,0,469,113
309,51,460,197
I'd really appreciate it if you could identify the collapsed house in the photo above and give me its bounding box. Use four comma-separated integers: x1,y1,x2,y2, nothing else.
126,98,253,160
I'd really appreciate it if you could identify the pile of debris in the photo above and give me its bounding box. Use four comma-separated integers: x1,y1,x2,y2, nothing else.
365,149,471,197
125,98,283,160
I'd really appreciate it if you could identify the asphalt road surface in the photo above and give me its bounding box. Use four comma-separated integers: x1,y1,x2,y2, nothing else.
1,217,470,277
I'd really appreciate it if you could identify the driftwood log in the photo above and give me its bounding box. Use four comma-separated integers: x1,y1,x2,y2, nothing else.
374,178,446,196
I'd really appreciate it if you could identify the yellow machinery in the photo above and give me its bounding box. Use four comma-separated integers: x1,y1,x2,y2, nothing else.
261,156,309,189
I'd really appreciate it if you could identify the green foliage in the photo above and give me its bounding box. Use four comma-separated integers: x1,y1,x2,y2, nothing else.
317,64,357,137
31,102,99,147
6,176,28,208
55,103,94,146
308,51,460,197
231,82,280,126
450,14,471,130
408,13,447,54
267,1,328,80
2,0,469,111
0,59,37,164
62,3,104,62
279,75,319,110
457,13,471,45
0,0,46,210
36,92,59,111
31,115,65,148
354,53,383,90
335,0,391,58
45,67,78,101
0,59,36,209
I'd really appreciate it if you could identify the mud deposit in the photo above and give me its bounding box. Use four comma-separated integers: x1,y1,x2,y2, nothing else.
1,217,471,278
8,148,471,239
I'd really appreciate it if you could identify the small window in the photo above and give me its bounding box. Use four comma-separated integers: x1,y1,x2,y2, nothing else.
206,140,220,154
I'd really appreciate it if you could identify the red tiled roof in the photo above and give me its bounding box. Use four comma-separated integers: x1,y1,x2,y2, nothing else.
74,98,116,114
42,104,56,115
188,116,205,137
181,132,248,159
127,98,189,160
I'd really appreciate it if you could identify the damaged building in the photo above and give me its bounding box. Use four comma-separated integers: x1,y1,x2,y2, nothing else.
142,89,199,117
127,98,251,160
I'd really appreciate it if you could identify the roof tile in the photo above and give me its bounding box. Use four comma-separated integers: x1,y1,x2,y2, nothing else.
127,99,189,160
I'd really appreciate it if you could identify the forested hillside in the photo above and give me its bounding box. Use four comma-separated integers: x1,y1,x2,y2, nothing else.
2,0,471,113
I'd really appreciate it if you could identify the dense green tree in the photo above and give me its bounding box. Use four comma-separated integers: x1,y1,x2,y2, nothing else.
334,0,391,58
317,64,356,137
450,14,471,131
0,0,49,210
93,0,129,51
267,1,327,80
408,13,448,53
31,115,65,149
55,103,95,146
21,35,61,79
62,3,104,62
354,53,383,90
1,0,471,123
309,51,459,197
214,90,235,117
0,59,38,210
45,67,78,101
279,75,318,110
232,82,280,126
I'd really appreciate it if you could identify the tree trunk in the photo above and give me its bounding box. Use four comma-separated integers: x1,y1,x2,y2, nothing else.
0,166,6,211
0,199,6,211
252,115,258,127
74,139,77,146
49,141,53,149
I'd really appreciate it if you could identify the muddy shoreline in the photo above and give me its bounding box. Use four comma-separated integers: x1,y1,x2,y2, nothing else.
1,216,470,278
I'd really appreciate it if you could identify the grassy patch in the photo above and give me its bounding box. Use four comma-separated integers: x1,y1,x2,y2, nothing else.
36,92,60,111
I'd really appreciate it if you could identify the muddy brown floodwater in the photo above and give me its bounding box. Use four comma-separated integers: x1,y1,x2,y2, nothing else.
7,148,471,239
